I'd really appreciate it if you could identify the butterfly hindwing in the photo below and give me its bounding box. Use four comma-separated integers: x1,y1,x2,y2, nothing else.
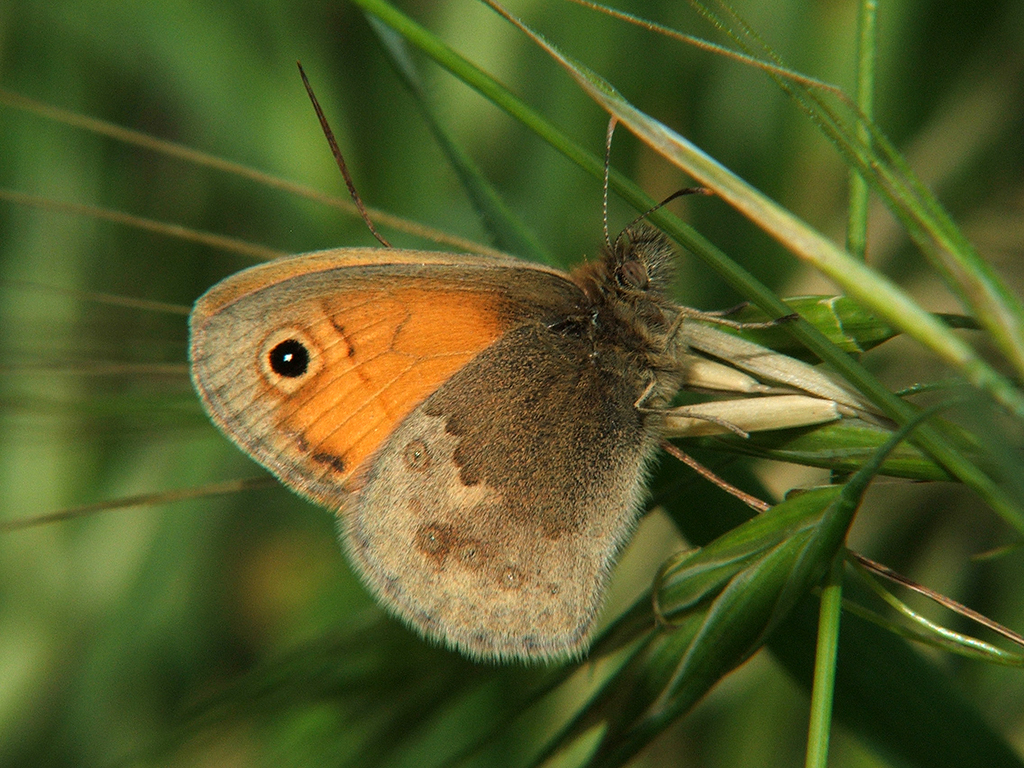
346,322,659,660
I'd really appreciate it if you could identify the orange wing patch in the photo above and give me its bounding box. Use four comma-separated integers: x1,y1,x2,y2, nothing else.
269,287,505,498
190,252,580,516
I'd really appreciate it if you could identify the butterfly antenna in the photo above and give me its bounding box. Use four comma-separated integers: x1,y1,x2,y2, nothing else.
602,116,617,251
613,186,713,251
298,62,391,247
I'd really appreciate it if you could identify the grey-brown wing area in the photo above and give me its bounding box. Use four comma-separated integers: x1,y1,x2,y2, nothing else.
341,322,661,661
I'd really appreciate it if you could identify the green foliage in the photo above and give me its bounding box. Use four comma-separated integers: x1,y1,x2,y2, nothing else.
1,1,1024,767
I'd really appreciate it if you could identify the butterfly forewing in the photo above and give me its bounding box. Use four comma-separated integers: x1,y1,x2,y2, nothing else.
189,248,588,507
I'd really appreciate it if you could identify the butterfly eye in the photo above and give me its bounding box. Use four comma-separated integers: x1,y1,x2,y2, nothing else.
616,260,649,290
269,339,309,377
259,327,322,393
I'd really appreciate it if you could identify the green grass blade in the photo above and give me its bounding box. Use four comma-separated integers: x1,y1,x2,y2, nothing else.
688,0,1024,381
367,17,551,263
845,0,876,262
804,558,843,768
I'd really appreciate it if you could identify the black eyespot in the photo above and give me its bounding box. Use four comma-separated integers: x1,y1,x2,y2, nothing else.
259,328,321,392
268,339,309,378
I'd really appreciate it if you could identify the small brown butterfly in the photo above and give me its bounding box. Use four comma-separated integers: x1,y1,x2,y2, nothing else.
189,224,690,661
189,70,871,663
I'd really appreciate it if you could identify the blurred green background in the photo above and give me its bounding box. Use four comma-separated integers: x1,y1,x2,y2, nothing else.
2,0,1024,766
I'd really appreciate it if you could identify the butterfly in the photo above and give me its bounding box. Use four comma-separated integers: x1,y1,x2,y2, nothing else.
189,224,693,661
